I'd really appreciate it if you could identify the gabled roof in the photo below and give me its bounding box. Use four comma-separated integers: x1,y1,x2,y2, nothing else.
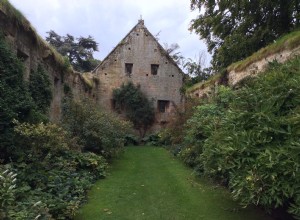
92,19,184,75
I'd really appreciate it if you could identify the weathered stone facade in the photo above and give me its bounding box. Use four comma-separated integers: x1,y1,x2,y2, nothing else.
0,5,98,122
189,44,300,99
1,2,183,132
94,19,184,130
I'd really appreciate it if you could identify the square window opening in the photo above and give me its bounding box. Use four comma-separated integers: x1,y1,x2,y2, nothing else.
157,100,170,113
151,64,159,75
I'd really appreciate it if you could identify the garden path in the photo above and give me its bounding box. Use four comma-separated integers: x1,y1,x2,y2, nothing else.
75,146,272,220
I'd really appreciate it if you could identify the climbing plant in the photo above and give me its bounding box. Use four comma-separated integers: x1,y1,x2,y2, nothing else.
0,33,37,161
29,64,52,114
113,82,155,138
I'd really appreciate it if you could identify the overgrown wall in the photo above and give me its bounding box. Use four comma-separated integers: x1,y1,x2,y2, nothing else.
228,45,300,86
188,35,300,98
0,5,98,122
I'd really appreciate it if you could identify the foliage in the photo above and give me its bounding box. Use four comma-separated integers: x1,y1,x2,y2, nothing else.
142,133,161,146
124,134,139,146
0,34,47,161
112,82,155,138
45,30,100,72
163,43,185,67
190,0,300,70
160,97,200,146
62,98,131,158
184,59,210,82
8,122,107,219
13,120,78,157
180,57,300,218
0,166,52,220
228,30,300,72
29,64,52,114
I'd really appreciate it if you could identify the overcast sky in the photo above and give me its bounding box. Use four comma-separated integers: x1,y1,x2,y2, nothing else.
9,0,210,65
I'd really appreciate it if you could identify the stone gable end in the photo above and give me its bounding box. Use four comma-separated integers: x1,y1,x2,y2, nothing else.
94,19,184,130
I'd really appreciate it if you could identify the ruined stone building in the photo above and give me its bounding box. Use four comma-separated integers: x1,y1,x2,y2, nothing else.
93,19,184,130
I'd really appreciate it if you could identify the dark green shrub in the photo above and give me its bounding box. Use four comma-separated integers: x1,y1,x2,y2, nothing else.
0,34,46,161
160,97,200,146
181,58,300,218
113,82,155,138
62,98,132,158
29,64,52,114
124,134,139,146
10,121,107,219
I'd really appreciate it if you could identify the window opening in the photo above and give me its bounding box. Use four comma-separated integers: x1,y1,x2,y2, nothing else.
125,63,133,77
151,64,159,75
157,100,170,113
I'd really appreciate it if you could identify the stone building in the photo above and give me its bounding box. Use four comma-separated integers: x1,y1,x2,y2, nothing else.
93,19,184,130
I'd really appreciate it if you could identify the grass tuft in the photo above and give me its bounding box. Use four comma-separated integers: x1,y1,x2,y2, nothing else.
77,72,94,90
186,73,222,94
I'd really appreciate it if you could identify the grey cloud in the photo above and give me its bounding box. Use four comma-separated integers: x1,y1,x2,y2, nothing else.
9,0,211,63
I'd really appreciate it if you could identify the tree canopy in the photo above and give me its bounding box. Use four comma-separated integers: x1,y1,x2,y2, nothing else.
45,30,100,72
190,0,300,71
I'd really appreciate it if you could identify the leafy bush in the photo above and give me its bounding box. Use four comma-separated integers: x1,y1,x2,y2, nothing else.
0,166,52,220
14,120,78,157
62,98,132,158
113,82,155,138
142,133,161,146
124,134,139,146
10,121,107,219
181,58,300,218
160,97,200,146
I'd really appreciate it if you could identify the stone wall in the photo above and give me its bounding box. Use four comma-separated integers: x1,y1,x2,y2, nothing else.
228,46,300,86
94,20,184,130
0,6,183,132
189,44,300,98
0,6,97,122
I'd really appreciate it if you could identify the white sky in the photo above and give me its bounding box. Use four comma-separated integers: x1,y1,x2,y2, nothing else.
9,0,210,64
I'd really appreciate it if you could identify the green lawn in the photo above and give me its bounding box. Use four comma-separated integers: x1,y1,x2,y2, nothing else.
75,147,272,220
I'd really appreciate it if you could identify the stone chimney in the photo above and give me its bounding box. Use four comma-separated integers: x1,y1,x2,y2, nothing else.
138,15,144,25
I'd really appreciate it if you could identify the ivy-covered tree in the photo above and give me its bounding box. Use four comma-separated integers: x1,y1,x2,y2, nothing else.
190,0,300,71
113,82,155,138
45,30,100,72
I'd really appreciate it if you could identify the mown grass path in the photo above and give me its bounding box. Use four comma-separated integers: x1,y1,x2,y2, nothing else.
75,147,272,220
